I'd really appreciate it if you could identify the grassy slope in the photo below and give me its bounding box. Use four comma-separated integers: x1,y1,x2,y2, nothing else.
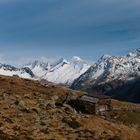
106,100,140,126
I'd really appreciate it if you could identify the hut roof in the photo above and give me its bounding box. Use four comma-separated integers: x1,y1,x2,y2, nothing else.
88,93,111,100
79,95,99,104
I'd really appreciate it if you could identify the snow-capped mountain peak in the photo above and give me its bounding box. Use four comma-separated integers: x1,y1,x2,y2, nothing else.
72,48,140,89
50,58,68,72
71,56,82,61
26,60,49,69
41,56,91,85
100,54,112,60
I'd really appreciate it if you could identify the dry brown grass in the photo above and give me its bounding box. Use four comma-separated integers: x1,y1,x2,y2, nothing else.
81,116,140,140
0,76,139,140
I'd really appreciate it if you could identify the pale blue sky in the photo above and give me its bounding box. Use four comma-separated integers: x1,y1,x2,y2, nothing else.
0,0,140,64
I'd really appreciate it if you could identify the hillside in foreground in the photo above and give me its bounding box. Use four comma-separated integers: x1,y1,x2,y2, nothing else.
0,76,140,140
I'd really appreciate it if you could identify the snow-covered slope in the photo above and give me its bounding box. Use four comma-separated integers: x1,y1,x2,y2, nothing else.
0,64,34,79
24,60,50,78
72,48,140,89
25,56,91,85
44,56,91,85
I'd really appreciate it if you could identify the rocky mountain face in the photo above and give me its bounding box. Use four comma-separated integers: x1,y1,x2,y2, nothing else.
72,49,140,103
106,77,140,103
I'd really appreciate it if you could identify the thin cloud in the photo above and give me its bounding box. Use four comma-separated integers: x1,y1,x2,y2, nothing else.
0,55,58,67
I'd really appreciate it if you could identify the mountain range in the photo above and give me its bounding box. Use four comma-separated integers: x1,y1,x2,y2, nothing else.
0,49,140,102
24,56,91,85
0,56,91,85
